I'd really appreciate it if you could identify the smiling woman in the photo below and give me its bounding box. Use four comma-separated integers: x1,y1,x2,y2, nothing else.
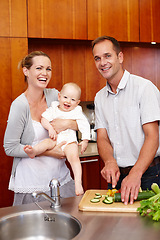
3,51,77,206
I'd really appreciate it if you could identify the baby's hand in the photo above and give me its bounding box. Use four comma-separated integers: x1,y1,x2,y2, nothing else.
79,139,89,154
49,128,57,140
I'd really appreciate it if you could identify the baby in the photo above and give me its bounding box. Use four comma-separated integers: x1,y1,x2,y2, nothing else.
24,82,90,195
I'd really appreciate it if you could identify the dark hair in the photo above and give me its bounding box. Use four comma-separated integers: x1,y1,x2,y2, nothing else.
92,36,121,55
18,51,51,82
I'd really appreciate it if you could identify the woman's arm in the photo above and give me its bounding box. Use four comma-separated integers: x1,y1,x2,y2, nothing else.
40,141,66,159
3,99,32,158
50,119,78,134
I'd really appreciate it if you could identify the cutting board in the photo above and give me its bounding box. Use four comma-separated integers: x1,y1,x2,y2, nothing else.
78,190,140,213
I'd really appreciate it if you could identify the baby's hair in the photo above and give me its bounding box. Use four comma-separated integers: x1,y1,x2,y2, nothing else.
61,82,81,99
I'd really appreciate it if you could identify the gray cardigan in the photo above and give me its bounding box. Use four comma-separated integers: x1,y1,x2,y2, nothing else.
3,88,59,176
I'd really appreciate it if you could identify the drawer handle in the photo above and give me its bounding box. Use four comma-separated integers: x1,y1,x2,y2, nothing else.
80,159,98,163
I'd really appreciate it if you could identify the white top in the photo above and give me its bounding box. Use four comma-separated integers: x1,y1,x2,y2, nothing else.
9,120,71,193
42,101,90,143
95,70,160,167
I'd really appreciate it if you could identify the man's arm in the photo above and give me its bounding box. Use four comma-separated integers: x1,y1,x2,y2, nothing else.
97,128,120,188
121,121,159,205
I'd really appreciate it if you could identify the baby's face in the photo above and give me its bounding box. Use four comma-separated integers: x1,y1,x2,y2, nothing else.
58,86,80,112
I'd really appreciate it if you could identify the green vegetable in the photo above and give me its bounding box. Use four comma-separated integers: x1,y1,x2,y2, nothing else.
90,198,100,203
95,193,101,196
114,190,155,202
94,195,102,199
102,196,113,204
151,183,160,194
137,184,160,221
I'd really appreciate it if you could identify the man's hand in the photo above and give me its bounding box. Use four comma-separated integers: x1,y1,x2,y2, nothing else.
120,169,141,205
101,161,120,188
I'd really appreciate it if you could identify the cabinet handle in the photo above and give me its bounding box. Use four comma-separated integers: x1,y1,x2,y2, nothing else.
80,159,98,163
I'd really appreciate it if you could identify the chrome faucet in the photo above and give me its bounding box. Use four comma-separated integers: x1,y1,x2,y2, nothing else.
32,178,61,208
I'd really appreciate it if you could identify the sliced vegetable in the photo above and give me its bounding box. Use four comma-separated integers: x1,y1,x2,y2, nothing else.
94,195,102,199
114,190,155,202
90,198,100,203
106,189,119,197
95,193,101,196
103,196,113,204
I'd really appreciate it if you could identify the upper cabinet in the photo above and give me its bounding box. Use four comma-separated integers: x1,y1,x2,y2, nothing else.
27,0,160,43
140,0,160,42
0,0,27,37
87,0,139,42
27,0,87,39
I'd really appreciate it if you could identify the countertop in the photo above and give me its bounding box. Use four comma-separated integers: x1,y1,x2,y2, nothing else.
1,195,160,240
78,142,98,157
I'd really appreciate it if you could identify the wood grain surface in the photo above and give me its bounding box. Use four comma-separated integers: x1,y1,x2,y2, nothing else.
78,190,140,213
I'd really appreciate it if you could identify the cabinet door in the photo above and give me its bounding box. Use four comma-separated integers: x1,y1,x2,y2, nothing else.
28,0,87,39
0,0,27,37
87,0,139,42
0,37,28,207
140,0,160,43
66,156,100,191
99,157,108,190
81,156,100,191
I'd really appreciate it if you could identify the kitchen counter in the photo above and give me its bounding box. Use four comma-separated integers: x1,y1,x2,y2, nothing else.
1,195,160,240
78,142,98,157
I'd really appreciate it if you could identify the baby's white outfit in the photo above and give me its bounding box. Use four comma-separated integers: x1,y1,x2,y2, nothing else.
42,101,90,150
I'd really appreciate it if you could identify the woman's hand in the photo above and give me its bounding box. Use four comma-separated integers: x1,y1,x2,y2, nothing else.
42,141,66,159
50,119,78,134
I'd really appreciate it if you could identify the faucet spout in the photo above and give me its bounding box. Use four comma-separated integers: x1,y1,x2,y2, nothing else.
32,192,56,205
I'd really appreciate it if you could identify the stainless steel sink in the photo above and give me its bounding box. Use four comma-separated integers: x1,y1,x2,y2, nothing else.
0,210,81,240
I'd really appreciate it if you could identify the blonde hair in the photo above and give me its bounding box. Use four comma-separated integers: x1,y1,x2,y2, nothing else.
61,82,81,99
18,51,51,82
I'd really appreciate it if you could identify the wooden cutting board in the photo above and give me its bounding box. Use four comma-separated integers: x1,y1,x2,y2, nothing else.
78,190,140,213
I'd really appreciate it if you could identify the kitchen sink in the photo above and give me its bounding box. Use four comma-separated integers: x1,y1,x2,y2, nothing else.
0,209,81,240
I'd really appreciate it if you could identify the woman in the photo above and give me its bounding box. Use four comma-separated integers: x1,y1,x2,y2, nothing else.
3,51,77,205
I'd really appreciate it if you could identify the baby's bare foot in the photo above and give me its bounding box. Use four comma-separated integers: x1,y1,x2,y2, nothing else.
24,145,36,159
75,183,84,196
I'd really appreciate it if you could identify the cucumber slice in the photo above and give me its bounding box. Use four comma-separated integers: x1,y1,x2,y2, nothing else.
103,196,113,204
90,198,100,203
94,195,102,199
95,193,101,196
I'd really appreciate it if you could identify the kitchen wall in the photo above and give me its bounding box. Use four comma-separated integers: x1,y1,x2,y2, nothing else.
1,0,160,208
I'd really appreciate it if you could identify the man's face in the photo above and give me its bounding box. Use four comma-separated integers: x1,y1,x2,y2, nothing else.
93,40,123,82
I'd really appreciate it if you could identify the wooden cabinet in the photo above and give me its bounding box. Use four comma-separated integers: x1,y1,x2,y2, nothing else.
140,0,160,43
29,38,105,101
0,37,28,207
66,155,108,191
0,0,27,37
80,156,100,191
80,156,108,191
87,0,139,42
27,0,87,39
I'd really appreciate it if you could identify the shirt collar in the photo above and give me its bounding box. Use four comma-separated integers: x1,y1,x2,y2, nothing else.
105,70,129,96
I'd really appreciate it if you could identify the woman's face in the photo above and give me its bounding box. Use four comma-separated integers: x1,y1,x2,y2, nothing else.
23,56,52,89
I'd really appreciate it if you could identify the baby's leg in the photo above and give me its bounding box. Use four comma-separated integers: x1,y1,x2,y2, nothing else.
24,138,56,159
64,142,84,196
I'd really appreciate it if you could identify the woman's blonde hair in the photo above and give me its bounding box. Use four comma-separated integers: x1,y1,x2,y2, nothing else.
18,51,51,82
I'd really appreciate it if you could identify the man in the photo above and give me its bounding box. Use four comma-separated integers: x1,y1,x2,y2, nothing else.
92,36,160,205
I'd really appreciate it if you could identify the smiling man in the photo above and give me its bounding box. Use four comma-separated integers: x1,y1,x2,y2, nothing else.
92,36,160,205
